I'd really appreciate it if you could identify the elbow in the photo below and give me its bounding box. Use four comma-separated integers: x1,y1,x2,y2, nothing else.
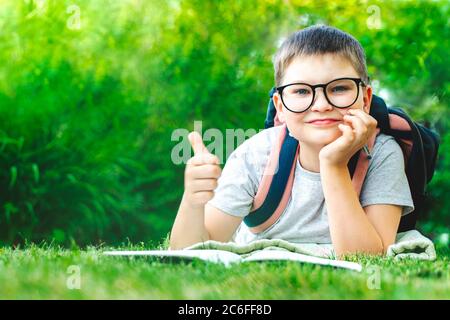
168,239,192,250
367,239,386,256
371,238,385,256
381,240,395,256
335,241,384,258
168,230,210,251
168,239,182,250
168,233,189,250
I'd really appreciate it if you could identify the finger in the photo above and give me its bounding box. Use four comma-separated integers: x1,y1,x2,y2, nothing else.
187,153,220,165
347,109,375,127
188,164,222,179
338,123,355,142
190,178,218,192
188,131,208,155
343,113,367,138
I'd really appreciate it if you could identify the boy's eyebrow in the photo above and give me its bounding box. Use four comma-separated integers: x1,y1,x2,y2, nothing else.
292,79,306,82
285,79,322,85
286,77,354,85
289,79,308,83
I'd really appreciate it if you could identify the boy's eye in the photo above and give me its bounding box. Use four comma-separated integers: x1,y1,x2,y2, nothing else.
295,89,310,95
287,86,311,96
330,85,350,93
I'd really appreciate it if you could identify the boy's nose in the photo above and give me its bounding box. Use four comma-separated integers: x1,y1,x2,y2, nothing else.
310,88,333,112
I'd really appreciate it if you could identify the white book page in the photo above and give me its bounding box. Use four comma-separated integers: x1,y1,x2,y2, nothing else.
103,249,242,266
103,249,362,271
242,250,362,272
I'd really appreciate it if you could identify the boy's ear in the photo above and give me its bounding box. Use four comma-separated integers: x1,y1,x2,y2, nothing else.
272,92,286,123
363,85,373,113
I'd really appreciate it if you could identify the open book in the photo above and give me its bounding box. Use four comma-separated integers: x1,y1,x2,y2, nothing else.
103,249,362,272
104,230,436,271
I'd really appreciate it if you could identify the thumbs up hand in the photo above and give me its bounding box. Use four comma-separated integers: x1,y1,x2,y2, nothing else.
184,132,222,208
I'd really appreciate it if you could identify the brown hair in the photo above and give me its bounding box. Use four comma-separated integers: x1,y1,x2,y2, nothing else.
273,25,369,86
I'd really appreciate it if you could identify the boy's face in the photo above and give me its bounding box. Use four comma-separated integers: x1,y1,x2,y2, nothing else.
273,53,372,150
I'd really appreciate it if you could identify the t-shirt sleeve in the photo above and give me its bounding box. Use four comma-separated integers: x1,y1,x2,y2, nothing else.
207,140,260,217
359,136,414,216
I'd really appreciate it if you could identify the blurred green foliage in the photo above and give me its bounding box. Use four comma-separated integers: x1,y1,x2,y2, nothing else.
0,0,448,246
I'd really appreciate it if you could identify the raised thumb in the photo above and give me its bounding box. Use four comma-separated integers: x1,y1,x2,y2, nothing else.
188,131,208,155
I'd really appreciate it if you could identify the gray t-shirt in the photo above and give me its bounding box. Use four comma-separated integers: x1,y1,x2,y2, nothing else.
208,125,414,245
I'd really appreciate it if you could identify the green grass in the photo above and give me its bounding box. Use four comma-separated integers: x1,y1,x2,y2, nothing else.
0,244,449,299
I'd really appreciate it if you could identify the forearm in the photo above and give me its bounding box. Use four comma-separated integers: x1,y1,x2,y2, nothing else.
320,164,384,257
169,193,210,250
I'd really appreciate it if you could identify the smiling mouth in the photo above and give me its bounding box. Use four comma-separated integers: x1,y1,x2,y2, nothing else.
307,119,341,125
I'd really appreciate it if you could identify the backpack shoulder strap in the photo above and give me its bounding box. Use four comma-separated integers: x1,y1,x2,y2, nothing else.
244,125,299,233
350,94,393,196
352,129,380,197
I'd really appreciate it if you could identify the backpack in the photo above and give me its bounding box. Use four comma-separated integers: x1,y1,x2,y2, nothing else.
243,88,440,234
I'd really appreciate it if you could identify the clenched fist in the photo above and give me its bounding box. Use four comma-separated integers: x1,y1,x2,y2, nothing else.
184,131,222,208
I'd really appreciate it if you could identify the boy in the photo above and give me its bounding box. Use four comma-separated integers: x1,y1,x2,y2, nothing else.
170,25,414,257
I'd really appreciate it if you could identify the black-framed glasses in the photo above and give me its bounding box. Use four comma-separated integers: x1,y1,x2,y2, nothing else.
276,77,367,113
